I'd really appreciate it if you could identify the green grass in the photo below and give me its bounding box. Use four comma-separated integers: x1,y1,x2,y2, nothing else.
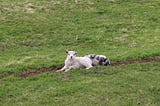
1,63,160,106
0,0,160,105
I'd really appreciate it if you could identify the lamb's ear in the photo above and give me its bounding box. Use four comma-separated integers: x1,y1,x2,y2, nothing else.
66,50,68,53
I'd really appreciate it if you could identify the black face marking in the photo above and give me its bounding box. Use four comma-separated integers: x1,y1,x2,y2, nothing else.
103,58,107,61
103,61,110,66
102,59,110,66
100,57,105,61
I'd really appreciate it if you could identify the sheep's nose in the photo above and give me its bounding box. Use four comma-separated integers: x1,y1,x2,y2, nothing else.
71,56,73,59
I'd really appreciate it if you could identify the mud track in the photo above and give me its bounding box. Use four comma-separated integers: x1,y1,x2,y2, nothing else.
18,57,160,78
19,66,62,78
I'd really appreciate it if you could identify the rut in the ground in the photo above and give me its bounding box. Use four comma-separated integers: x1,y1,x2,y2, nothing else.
18,57,160,78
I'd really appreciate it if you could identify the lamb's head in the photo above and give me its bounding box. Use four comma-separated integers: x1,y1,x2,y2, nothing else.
97,55,110,66
66,50,77,60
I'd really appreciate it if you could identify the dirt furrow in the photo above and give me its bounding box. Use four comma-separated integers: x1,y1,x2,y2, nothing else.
18,57,160,78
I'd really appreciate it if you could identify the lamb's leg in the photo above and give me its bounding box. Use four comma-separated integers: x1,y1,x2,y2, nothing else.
56,66,67,72
64,67,72,72
64,65,78,72
64,68,70,72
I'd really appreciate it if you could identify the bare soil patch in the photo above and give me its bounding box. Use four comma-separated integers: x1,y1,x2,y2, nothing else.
16,57,160,78
19,66,62,78
110,57,160,66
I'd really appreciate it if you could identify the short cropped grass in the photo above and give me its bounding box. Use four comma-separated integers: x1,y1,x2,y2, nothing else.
0,0,160,105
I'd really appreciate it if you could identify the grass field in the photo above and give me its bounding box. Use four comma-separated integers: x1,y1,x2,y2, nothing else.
0,0,160,105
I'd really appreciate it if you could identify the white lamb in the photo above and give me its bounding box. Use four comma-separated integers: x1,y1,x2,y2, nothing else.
58,50,93,72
